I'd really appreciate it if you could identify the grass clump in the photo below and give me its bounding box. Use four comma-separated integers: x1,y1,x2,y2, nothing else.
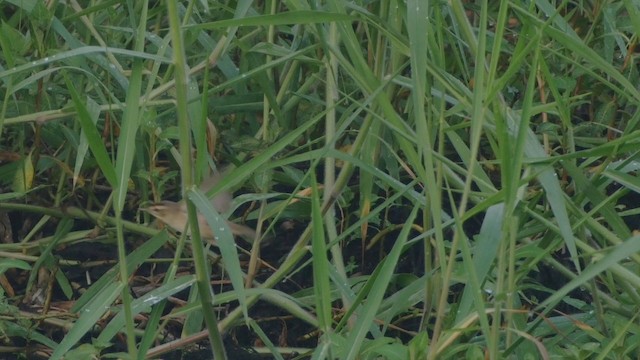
1,1,640,359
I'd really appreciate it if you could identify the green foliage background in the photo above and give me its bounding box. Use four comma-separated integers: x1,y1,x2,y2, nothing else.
1,0,640,359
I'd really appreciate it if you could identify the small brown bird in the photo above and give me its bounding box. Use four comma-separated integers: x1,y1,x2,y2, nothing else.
142,201,257,241
143,172,257,242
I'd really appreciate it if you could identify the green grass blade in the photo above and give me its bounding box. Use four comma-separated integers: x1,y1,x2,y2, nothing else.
535,234,640,311
190,11,353,29
63,73,117,187
188,187,248,321
96,275,196,344
49,282,124,360
344,205,419,360
310,168,333,343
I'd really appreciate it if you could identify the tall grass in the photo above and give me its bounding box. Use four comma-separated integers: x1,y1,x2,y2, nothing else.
1,0,640,359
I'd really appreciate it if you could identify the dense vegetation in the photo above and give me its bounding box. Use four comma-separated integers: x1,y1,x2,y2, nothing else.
2,0,640,359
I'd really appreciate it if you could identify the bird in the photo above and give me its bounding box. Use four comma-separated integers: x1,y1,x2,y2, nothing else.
142,171,257,242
